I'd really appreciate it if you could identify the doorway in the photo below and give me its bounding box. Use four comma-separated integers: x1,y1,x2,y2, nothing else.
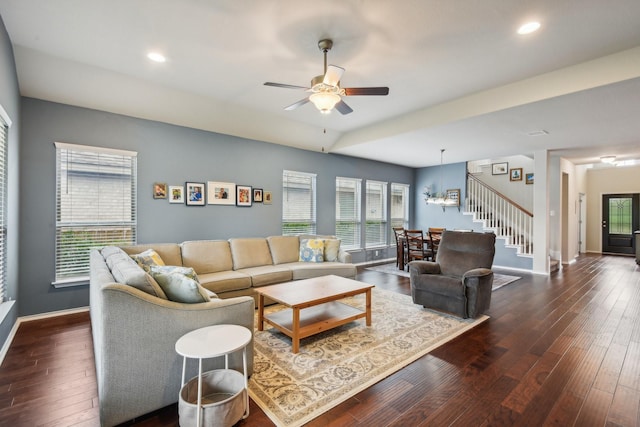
602,193,639,254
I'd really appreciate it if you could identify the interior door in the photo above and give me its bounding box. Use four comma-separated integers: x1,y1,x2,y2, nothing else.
602,193,639,254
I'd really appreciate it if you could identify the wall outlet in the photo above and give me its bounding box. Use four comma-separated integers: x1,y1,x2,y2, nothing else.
375,250,379,256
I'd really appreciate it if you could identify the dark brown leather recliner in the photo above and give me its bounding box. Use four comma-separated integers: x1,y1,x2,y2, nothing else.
408,230,496,318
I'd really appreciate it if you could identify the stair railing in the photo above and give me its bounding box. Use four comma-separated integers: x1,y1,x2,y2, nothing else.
466,173,534,256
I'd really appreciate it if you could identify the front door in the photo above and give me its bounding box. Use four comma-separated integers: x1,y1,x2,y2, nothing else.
602,193,639,254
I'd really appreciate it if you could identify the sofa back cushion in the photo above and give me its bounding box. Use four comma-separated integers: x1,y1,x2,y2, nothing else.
181,240,233,274
229,238,273,270
120,243,183,266
267,236,300,264
101,246,167,299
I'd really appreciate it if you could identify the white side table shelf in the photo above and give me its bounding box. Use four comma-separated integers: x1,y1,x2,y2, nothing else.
175,324,252,427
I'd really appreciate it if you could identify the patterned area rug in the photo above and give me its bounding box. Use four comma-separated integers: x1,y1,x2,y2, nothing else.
248,288,488,427
365,263,521,290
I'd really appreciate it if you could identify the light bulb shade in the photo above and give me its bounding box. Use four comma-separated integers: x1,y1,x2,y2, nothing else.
309,92,341,114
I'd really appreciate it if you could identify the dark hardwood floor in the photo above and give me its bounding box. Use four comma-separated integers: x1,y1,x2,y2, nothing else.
1,254,639,426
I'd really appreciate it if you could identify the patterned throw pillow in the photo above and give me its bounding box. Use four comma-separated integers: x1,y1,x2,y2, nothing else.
299,238,324,263
149,265,199,282
323,239,341,262
130,249,165,272
149,270,211,303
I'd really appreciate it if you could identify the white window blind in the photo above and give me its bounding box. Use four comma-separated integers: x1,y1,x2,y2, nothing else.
282,170,316,235
335,177,361,250
55,142,137,283
390,183,410,230
0,115,8,302
365,180,387,248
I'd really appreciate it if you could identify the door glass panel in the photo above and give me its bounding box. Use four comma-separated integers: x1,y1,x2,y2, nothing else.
609,197,632,234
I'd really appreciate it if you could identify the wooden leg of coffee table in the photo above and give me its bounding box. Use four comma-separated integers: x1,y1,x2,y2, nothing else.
292,307,300,353
366,289,372,326
257,294,265,331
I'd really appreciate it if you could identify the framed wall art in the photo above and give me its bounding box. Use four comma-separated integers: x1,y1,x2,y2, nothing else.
207,181,236,205
169,185,184,204
525,173,534,185
153,182,167,199
263,191,272,205
492,162,508,175
185,182,205,206
446,189,460,206
510,168,522,181
236,185,252,207
253,188,263,203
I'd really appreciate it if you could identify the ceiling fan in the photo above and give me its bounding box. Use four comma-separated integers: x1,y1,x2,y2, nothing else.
264,39,389,115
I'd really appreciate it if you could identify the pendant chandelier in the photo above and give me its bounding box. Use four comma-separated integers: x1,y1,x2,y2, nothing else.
424,149,457,207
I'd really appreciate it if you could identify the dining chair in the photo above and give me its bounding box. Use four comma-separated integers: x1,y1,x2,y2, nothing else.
428,227,445,260
392,227,405,268
404,229,429,266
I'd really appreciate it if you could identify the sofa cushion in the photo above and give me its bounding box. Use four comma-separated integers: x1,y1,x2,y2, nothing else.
120,243,183,266
101,246,167,299
130,249,165,272
299,238,324,262
235,265,293,287
229,238,273,270
197,271,252,294
150,270,211,303
323,239,341,262
287,262,358,280
267,236,300,264
181,240,233,274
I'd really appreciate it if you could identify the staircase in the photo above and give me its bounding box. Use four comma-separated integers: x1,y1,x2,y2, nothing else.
465,173,534,257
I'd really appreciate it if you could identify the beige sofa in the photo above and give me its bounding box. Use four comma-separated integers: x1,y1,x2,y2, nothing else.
90,235,355,426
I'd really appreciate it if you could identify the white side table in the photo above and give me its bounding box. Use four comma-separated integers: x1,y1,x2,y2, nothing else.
175,324,252,427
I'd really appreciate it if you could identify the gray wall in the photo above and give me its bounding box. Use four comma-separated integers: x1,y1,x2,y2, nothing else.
19,98,414,316
0,16,20,349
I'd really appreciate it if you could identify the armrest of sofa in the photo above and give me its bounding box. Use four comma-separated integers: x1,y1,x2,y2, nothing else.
337,249,352,264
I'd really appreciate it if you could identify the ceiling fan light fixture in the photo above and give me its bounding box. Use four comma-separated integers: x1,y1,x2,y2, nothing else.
309,92,341,114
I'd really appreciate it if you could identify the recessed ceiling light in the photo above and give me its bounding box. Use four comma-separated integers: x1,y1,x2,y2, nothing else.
147,52,166,63
517,21,541,35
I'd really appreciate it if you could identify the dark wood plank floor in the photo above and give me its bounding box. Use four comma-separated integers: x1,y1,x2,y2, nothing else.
1,254,639,426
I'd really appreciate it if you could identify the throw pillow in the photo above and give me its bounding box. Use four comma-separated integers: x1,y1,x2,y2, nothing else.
323,239,341,262
149,265,199,282
299,238,324,263
150,270,211,303
130,249,165,272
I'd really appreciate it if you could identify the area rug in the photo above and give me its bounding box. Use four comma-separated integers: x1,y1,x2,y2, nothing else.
365,263,521,290
248,287,488,427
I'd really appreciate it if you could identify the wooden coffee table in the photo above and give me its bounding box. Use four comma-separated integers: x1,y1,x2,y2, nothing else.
255,275,374,353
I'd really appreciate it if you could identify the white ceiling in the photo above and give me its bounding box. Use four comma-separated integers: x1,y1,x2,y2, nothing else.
1,0,640,167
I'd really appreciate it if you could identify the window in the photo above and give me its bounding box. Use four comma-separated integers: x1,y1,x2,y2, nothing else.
390,183,410,230
0,111,8,302
365,180,387,247
282,170,316,235
55,143,137,284
336,177,362,250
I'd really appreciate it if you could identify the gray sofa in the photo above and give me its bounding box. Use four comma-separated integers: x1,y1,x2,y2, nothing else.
90,234,355,426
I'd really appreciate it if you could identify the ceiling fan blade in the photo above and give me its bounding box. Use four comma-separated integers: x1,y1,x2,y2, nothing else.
343,87,389,96
284,97,310,111
323,65,345,87
264,82,309,90
334,100,353,115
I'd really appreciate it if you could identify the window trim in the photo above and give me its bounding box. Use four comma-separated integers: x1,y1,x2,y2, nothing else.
335,176,362,250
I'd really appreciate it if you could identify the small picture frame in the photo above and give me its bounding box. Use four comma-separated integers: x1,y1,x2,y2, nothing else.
525,173,534,185
185,182,205,206
236,185,252,207
492,162,508,175
253,188,263,203
510,168,523,181
263,191,272,205
446,189,460,206
153,182,167,199
169,185,184,204
207,181,236,205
